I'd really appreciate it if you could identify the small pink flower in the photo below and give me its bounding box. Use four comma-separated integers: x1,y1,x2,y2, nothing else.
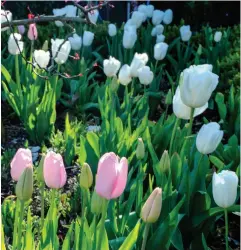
96,152,128,200
27,23,38,40
43,151,67,189
11,148,32,181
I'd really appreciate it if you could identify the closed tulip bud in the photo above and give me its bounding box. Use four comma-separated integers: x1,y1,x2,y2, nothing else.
137,66,154,85
124,19,137,32
43,151,67,189
123,29,137,49
96,152,128,200
212,170,238,208
28,24,38,41
17,25,25,35
53,8,65,27
110,76,119,92
179,64,219,108
152,10,164,26
8,33,24,55
11,148,32,181
173,87,208,120
159,150,170,174
146,5,154,18
131,11,145,28
156,24,164,35
151,27,157,36
118,64,132,86
42,40,49,51
154,42,168,61
91,190,104,215
214,31,222,42
37,154,45,183
138,5,148,20
1,10,12,32
156,34,165,43
87,9,99,24
130,53,148,77
163,9,173,25
108,23,117,37
136,138,145,160
197,44,202,55
180,25,192,42
196,122,223,155
103,56,121,77
16,165,33,201
165,89,172,105
83,31,94,46
51,38,71,64
80,163,93,189
141,187,162,223
68,33,82,50
33,50,50,69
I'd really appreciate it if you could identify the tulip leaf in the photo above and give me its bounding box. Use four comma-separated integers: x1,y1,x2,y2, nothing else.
171,228,184,250
209,155,224,170
62,222,74,250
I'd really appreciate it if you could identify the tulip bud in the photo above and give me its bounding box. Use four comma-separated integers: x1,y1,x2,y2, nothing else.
159,150,170,174
83,31,94,46
154,42,168,61
42,40,49,52
212,170,238,208
137,66,154,85
156,34,165,43
118,65,132,86
108,24,117,37
146,5,154,18
33,50,50,69
180,25,192,42
103,56,121,77
87,9,99,24
28,24,38,41
197,44,202,55
155,24,164,35
123,29,137,49
130,53,148,77
68,33,82,50
80,163,93,189
1,10,12,32
165,89,172,105
163,9,173,25
8,33,24,55
91,190,104,215
141,187,162,223
131,11,145,28
152,10,164,26
151,27,157,37
136,138,145,160
37,154,45,183
110,76,119,92
16,165,33,201
214,31,222,42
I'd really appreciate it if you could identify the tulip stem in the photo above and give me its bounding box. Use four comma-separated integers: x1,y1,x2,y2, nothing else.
169,118,180,155
15,55,20,86
155,60,158,73
80,188,87,249
92,215,97,250
96,199,108,250
224,208,229,250
16,200,25,250
188,108,195,136
12,199,20,250
40,182,45,230
141,223,151,250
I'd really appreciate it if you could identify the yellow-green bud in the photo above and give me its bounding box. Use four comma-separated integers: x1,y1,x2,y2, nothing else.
110,76,119,92
165,90,172,105
16,165,33,202
136,138,145,160
91,190,104,215
80,163,93,189
159,150,170,175
42,40,48,52
37,154,45,183
197,44,202,55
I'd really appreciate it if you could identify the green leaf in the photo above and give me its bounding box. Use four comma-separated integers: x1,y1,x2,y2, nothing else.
215,92,227,120
86,132,100,158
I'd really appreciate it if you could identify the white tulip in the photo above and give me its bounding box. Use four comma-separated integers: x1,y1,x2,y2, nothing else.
213,170,238,208
33,50,50,69
196,122,223,154
108,24,117,37
1,10,12,32
131,11,145,28
163,9,173,24
8,33,24,55
123,29,137,49
87,125,101,132
156,34,165,43
138,5,148,21
51,38,71,64
118,65,132,86
214,31,222,42
137,66,154,85
130,53,148,77
156,24,164,35
68,33,82,50
180,25,192,42
173,87,208,120
146,5,154,18
154,42,168,60
124,19,137,32
64,5,77,17
103,56,121,77
88,9,99,24
152,10,164,26
179,64,219,108
83,31,94,46
151,27,157,37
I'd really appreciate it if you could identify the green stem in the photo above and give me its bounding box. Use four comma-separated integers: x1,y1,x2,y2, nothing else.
40,182,45,230
224,208,229,250
16,200,25,250
141,223,151,250
188,108,195,136
155,60,158,73
96,199,108,250
12,199,19,250
80,188,87,249
169,118,180,155
92,215,97,250
15,55,20,85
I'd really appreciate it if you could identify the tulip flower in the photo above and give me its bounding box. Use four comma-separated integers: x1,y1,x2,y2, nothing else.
118,64,132,86
53,8,66,27
138,4,148,21
156,24,164,35
95,152,128,200
154,42,168,60
123,29,137,49
28,23,38,40
43,151,67,189
87,9,99,24
159,150,170,175
173,87,208,120
42,40,49,51
53,5,77,27
152,10,164,26
124,19,137,32
80,163,93,189
156,34,165,43
8,33,24,55
68,33,82,50
51,38,71,64
108,23,117,37
131,11,145,28
1,10,12,32
130,53,148,77
136,138,145,160
151,27,157,36
137,66,154,85
214,31,222,42
196,122,223,155
103,56,121,77
146,5,154,18
33,50,50,69
163,9,173,24
180,25,192,42
17,25,25,35
83,31,94,46
91,190,104,215
179,64,219,108
10,148,32,181
141,187,162,223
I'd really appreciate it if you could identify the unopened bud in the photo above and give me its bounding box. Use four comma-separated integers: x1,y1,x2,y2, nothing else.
159,150,170,174
197,44,202,55
91,190,104,215
165,90,172,105
42,40,48,52
37,154,45,183
80,163,93,189
136,138,145,160
110,76,119,92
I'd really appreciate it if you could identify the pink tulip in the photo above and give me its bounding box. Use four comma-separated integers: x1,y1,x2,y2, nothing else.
96,152,128,200
27,23,38,40
43,151,67,189
10,148,32,181
18,25,25,35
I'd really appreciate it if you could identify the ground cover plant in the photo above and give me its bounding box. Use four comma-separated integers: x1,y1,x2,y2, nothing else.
1,1,240,250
